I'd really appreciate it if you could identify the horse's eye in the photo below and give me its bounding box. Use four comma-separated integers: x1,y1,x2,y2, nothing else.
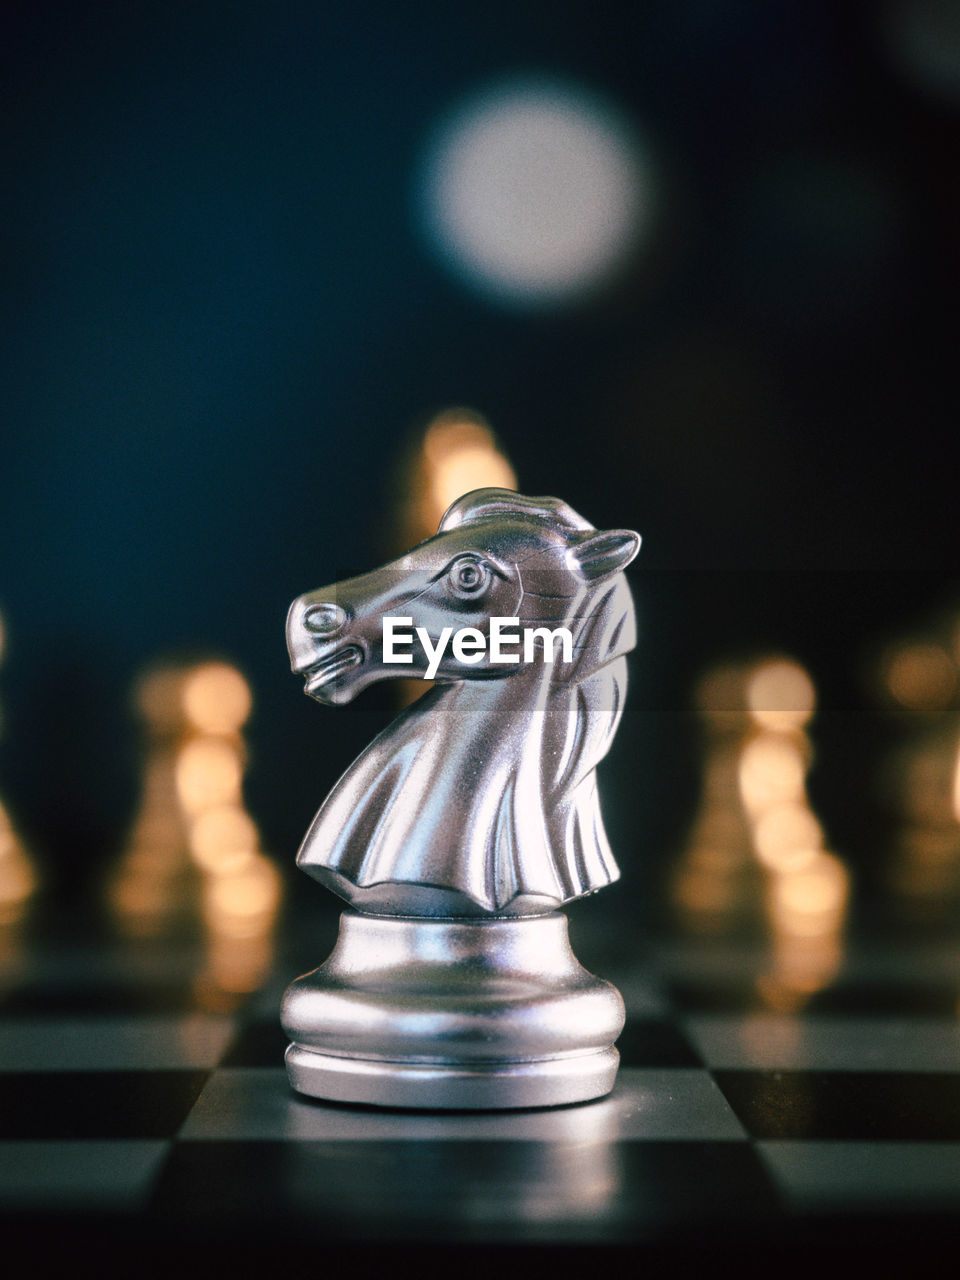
447,557,491,598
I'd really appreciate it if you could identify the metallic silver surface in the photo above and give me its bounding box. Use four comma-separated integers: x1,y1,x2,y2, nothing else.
281,911,625,1108
283,488,639,1108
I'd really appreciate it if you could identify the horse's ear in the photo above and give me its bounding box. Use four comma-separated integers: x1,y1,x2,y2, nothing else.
567,529,641,582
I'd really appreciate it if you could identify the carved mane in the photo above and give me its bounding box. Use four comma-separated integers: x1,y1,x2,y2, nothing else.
443,490,636,904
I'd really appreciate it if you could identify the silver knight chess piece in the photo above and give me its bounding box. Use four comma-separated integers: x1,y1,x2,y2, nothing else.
282,488,640,1108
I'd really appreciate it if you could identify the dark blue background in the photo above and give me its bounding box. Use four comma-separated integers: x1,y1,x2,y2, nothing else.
2,1,957,911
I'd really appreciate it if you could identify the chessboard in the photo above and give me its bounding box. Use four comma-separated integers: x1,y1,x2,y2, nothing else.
2,903,959,1269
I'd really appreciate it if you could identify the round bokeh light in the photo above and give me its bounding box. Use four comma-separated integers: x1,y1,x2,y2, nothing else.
417,77,653,307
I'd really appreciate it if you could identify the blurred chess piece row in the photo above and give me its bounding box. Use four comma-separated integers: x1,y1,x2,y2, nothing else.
0,609,38,934
106,658,282,1004
672,655,850,1009
873,611,960,923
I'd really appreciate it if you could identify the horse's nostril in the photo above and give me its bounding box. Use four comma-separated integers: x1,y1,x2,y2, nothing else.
303,603,346,636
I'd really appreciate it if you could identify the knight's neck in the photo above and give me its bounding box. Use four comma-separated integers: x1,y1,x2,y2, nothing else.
440,664,551,722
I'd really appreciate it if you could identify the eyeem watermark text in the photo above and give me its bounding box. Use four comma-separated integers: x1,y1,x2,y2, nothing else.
383,617,573,680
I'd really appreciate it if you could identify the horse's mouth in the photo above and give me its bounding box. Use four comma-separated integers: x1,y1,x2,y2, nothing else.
302,644,364,696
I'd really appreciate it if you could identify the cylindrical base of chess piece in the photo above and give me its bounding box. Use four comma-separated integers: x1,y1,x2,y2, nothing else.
281,909,625,1110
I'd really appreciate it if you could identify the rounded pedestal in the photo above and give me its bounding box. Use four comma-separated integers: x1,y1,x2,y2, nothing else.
281,910,625,1110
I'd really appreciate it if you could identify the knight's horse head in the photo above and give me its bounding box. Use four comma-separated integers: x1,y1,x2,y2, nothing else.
287,488,640,705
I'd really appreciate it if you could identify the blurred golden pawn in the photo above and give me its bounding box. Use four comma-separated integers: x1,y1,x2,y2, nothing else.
874,625,960,922
673,657,849,1009
0,611,39,939
0,801,37,929
393,407,517,550
107,659,281,1002
671,663,764,932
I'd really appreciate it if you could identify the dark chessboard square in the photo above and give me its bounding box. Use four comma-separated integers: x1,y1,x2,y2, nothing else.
667,978,960,1019
0,1072,210,1140
616,1018,703,1068
617,1140,783,1228
807,983,960,1018
1,983,207,1016
667,978,772,1014
151,1137,781,1242
715,1071,960,1141
220,1018,290,1068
